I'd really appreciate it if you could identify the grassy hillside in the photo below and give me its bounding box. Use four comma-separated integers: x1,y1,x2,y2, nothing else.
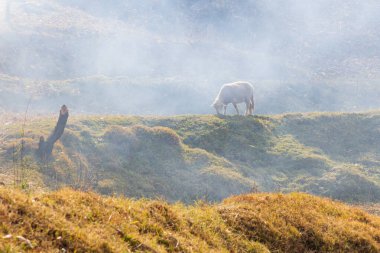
1,112,380,203
3,1,380,115
0,187,379,253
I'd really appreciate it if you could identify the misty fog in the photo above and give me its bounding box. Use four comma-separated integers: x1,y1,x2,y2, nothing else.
1,0,380,115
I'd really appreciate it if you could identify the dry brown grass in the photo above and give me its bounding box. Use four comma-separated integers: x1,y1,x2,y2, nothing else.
0,188,379,252
0,187,267,253
221,193,380,253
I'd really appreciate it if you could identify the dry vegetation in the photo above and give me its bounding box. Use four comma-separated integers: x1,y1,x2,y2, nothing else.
0,187,379,253
221,193,380,252
0,112,380,252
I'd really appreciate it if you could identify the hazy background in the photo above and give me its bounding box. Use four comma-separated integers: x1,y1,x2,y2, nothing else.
1,0,380,115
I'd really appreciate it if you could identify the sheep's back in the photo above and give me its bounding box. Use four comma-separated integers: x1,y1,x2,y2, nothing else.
219,81,253,103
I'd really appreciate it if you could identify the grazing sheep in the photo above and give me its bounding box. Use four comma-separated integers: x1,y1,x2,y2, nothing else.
212,81,254,116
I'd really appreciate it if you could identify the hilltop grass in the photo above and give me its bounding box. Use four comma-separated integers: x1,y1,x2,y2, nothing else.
1,112,380,203
0,187,379,253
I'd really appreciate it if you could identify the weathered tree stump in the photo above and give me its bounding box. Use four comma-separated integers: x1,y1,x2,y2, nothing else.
38,105,69,160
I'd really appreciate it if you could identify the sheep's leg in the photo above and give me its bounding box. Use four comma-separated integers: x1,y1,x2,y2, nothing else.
250,99,255,115
245,101,249,116
223,105,227,115
233,103,239,115
249,94,254,115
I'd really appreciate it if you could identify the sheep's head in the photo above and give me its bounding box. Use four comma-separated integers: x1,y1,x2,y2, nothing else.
212,100,224,114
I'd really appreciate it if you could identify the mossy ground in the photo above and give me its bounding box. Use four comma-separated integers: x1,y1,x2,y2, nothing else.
1,112,380,203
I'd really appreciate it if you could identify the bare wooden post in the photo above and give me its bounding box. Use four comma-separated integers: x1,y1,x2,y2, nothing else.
38,105,69,160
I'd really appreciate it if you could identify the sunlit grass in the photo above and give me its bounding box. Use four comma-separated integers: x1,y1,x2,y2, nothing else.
0,187,378,252
0,112,380,203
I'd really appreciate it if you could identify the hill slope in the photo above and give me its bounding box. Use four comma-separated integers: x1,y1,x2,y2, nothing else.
1,112,380,203
2,0,380,115
0,188,379,253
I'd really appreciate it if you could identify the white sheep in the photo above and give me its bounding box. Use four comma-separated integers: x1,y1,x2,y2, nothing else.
212,81,254,116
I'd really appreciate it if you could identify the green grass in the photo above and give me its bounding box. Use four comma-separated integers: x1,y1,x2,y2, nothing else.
1,112,380,203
